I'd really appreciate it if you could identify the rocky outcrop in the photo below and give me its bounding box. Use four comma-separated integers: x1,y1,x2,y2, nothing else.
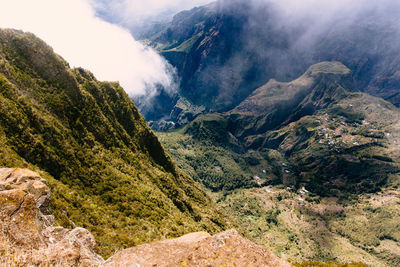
105,229,292,267
0,168,104,266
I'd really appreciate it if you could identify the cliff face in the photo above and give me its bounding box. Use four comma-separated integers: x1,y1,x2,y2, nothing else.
140,1,304,119
0,168,292,267
0,28,230,257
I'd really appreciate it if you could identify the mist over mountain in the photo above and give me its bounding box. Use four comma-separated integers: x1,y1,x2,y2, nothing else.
0,0,182,99
138,0,400,124
92,0,215,38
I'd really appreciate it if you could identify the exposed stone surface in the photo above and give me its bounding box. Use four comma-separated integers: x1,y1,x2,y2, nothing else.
105,229,292,267
0,168,104,266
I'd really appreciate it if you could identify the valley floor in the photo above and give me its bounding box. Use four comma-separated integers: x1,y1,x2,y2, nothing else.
213,185,400,266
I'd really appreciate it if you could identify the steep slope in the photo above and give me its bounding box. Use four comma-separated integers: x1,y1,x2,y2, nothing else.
313,12,400,107
228,62,355,139
140,0,400,124
0,28,231,257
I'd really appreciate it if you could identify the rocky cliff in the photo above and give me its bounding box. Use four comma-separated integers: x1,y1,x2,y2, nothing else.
0,168,103,266
106,229,292,267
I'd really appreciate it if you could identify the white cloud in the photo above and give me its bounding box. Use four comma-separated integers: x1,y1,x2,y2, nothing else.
0,0,176,96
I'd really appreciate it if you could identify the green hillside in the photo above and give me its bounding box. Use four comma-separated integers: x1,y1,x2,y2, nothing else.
0,29,230,258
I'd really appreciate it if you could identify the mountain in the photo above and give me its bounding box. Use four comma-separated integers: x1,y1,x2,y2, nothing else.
139,1,305,121
158,61,400,265
0,28,231,257
161,61,400,196
135,1,400,263
230,62,399,196
227,62,356,140
139,0,400,125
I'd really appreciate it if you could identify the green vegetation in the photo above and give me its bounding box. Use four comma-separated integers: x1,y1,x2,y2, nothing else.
2,26,399,265
215,186,400,266
162,32,204,53
158,122,257,191
264,108,400,197
329,106,365,124
0,29,231,258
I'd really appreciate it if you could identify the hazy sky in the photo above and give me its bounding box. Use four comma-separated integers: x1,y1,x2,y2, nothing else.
93,0,214,26
0,0,209,96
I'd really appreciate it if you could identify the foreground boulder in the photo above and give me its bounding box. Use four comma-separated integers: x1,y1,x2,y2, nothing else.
105,229,292,267
0,168,104,266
